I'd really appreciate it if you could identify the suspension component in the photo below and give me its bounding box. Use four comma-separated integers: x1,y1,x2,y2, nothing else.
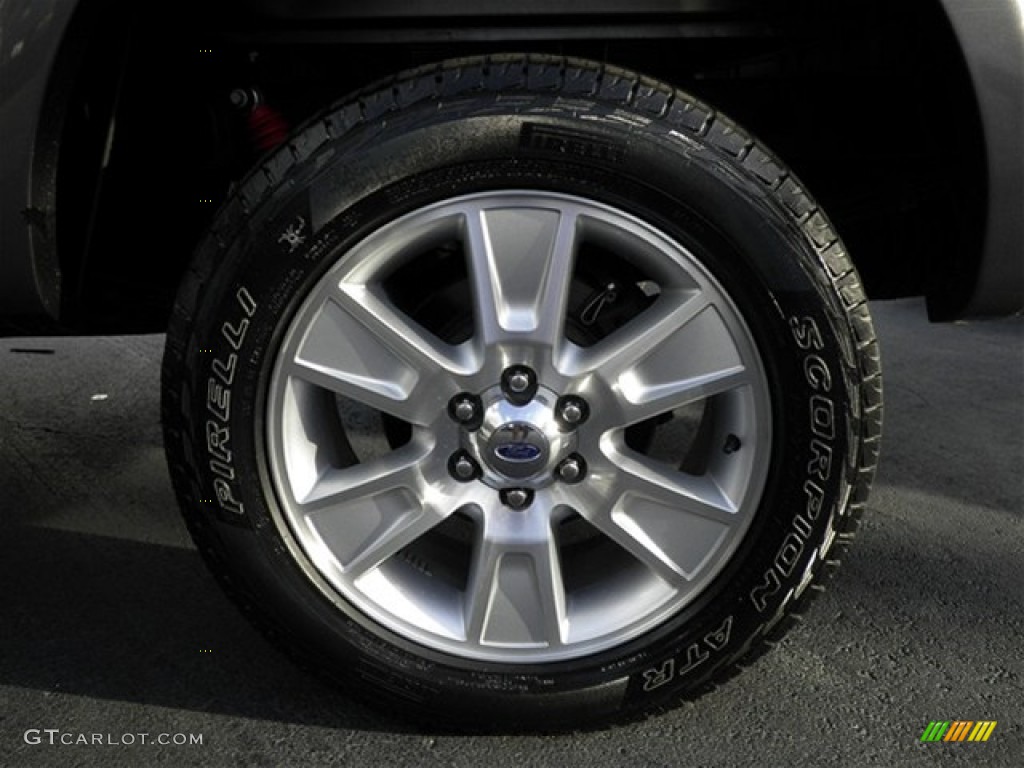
230,87,290,154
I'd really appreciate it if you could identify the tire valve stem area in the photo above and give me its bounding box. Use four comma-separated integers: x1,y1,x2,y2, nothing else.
723,434,742,454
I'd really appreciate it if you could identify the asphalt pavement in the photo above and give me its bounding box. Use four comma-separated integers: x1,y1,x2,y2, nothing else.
1,298,1021,767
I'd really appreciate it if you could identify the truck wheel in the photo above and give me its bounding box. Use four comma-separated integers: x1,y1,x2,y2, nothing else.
161,54,881,730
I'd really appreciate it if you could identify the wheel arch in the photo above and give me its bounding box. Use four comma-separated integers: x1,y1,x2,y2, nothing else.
935,0,1024,318
4,0,1005,334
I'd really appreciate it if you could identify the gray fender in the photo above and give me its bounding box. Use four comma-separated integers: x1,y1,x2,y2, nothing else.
0,0,78,321
939,0,1024,316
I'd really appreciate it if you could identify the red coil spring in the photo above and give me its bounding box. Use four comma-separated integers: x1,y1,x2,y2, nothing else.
247,103,289,154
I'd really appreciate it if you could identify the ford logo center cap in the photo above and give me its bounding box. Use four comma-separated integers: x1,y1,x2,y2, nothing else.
495,442,543,463
487,422,549,478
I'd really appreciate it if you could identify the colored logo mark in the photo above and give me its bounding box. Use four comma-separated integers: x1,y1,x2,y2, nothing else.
920,721,997,742
494,442,543,462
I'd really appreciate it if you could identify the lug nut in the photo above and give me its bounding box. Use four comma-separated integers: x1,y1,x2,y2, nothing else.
449,452,480,482
453,398,477,422
449,393,481,428
454,457,476,480
562,402,583,423
556,455,586,484
500,488,534,510
501,366,537,405
556,395,589,428
508,372,531,394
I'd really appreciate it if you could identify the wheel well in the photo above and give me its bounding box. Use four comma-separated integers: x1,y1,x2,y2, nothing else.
52,0,985,332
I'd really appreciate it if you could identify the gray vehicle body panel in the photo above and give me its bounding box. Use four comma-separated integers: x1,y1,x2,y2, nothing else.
0,0,75,319
939,0,1024,316
0,0,1021,325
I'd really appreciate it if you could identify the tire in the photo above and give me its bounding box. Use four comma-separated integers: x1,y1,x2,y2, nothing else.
161,54,882,731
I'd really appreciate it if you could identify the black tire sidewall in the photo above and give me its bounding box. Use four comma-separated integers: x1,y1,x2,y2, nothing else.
171,99,858,727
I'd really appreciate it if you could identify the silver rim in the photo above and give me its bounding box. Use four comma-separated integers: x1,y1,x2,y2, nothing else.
266,191,771,663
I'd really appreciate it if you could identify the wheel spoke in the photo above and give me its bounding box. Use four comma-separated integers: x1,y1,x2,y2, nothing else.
616,364,749,428
298,444,451,577
290,287,469,425
563,289,706,373
571,293,749,426
464,507,567,648
463,202,577,348
610,447,738,523
578,448,737,583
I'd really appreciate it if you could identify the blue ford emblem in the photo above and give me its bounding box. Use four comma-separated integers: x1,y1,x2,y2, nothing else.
494,442,543,463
